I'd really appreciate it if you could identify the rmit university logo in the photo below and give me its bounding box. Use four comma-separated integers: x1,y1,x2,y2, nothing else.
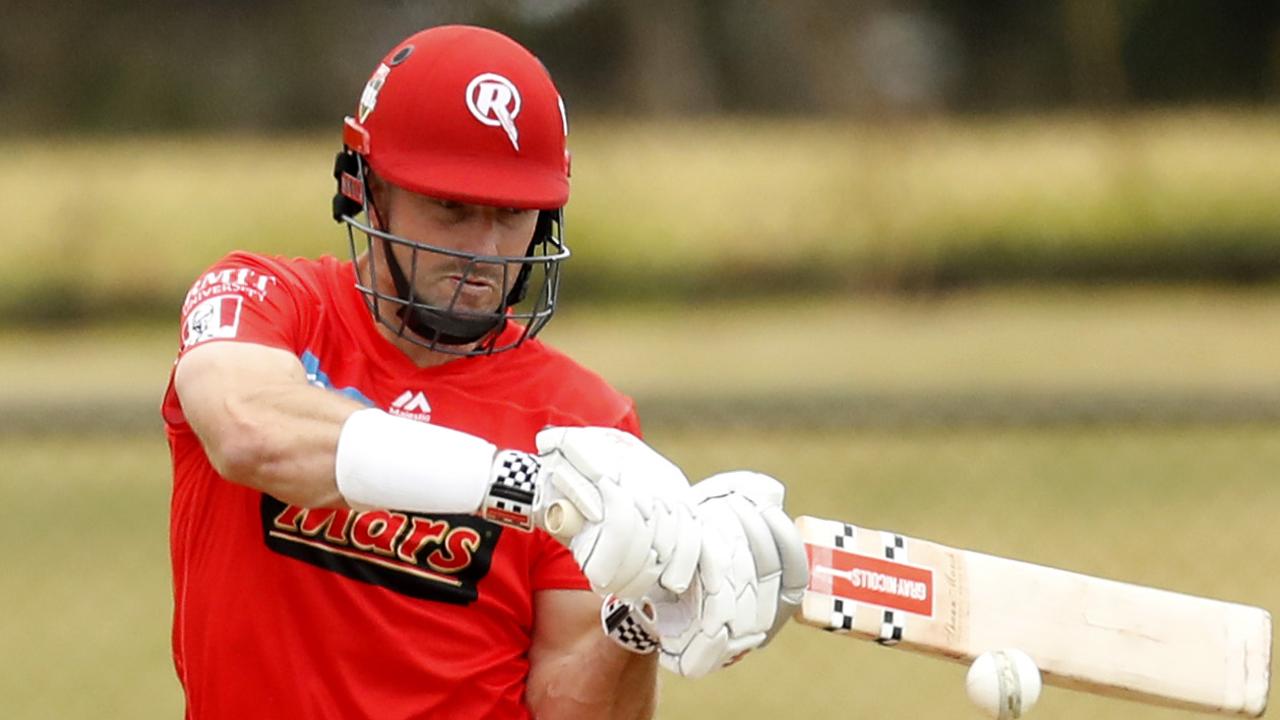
466,72,522,151
389,390,432,422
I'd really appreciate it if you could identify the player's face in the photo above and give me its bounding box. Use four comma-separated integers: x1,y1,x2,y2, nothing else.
378,184,540,313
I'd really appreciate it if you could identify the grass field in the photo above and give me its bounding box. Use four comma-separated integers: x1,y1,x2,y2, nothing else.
5,288,1280,406
2,427,1275,719
8,112,1280,319
1,291,1276,718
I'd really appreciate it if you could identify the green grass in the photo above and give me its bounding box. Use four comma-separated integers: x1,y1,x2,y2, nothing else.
4,288,1279,406
0,435,180,718
7,111,1280,321
1,427,1275,719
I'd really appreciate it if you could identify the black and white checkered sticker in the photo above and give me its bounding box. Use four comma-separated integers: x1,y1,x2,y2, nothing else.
877,531,907,645
825,524,909,644
601,595,658,654
482,450,541,531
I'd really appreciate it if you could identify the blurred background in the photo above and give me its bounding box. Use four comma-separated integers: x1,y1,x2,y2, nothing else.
3,1,1278,718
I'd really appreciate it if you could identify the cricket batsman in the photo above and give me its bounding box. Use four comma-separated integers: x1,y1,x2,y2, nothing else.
161,25,807,719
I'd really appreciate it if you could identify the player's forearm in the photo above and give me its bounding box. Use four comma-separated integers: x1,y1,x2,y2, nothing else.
207,382,363,507
526,634,658,720
196,378,507,517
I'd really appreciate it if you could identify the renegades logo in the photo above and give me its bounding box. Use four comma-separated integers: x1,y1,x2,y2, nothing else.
260,496,501,604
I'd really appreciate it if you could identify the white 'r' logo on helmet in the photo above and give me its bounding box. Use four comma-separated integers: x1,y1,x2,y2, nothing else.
466,73,522,151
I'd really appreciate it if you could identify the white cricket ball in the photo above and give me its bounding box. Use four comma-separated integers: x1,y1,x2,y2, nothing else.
965,649,1042,719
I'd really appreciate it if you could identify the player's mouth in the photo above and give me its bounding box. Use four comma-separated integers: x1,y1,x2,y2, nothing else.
439,274,499,304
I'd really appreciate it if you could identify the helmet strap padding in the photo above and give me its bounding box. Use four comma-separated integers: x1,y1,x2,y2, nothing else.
503,210,559,307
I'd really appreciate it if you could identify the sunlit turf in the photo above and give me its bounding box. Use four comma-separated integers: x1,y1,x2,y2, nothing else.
0,434,180,719
2,427,1275,719
6,111,1280,314
3,288,1278,405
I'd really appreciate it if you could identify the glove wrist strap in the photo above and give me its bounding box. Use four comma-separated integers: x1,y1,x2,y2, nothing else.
601,595,659,655
482,450,542,531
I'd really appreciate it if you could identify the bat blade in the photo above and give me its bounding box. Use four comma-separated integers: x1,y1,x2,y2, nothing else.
795,515,1272,717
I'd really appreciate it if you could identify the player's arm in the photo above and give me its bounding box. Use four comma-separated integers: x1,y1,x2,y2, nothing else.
177,342,702,600
526,590,658,720
175,340,510,517
174,341,365,507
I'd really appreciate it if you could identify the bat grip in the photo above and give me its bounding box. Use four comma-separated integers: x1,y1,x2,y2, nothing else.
542,499,585,540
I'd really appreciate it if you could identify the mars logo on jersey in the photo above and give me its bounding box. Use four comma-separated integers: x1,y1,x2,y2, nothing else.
807,544,934,618
466,73,521,151
389,390,432,422
260,496,501,605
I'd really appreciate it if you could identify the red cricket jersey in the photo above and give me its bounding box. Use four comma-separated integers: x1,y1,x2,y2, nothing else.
161,252,641,719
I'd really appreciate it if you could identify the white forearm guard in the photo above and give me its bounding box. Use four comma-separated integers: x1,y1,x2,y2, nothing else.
334,408,497,514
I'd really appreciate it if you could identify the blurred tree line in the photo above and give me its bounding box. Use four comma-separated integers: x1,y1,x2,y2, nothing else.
4,0,1278,133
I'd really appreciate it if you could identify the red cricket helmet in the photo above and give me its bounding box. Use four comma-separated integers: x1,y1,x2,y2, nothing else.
348,24,570,209
333,25,572,356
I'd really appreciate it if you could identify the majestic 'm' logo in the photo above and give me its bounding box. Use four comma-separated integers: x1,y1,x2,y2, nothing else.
389,390,432,422
466,73,522,151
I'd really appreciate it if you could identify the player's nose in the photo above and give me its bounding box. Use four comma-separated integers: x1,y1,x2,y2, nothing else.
460,207,512,256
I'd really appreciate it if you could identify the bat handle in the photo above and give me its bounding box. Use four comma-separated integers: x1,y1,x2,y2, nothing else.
543,499,585,540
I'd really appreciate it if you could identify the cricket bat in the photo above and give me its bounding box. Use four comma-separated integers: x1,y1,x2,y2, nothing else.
540,502,1269,712
542,503,1271,715
796,515,1272,717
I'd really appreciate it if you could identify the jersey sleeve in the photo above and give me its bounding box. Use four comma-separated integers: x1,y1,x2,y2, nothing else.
177,252,309,357
614,403,642,439
529,534,591,592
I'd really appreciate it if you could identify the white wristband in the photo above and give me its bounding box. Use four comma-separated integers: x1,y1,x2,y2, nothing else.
334,408,496,513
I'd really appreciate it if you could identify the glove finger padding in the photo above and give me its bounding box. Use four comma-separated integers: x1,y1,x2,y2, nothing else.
653,575,742,679
697,498,764,637
761,505,808,601
542,428,632,485
653,528,735,643
657,589,766,678
652,501,764,678
656,501,700,594
722,494,783,631
661,625,727,679
758,505,807,646
691,471,808,650
574,479,659,595
539,449,605,524
535,426,699,599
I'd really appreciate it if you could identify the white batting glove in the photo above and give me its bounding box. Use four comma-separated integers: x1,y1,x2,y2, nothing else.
651,471,807,678
528,427,701,599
